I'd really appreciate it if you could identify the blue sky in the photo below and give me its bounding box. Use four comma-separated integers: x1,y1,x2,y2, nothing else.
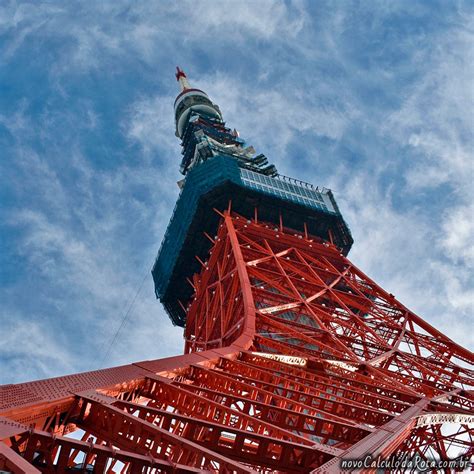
1,1,472,384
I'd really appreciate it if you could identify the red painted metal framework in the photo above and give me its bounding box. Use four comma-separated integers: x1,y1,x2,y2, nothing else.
1,211,473,473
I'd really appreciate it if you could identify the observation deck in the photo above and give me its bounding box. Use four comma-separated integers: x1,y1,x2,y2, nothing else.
152,154,353,326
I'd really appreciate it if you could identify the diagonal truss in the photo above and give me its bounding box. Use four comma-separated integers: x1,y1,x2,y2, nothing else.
1,211,473,473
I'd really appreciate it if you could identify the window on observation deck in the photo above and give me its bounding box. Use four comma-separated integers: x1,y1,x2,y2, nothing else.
239,168,331,213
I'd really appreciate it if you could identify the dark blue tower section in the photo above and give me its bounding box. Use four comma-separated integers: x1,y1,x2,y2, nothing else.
152,68,353,326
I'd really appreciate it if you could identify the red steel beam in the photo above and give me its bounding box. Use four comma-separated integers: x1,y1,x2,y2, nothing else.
1,212,473,472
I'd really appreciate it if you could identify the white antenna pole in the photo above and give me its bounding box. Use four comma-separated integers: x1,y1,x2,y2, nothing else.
175,66,191,91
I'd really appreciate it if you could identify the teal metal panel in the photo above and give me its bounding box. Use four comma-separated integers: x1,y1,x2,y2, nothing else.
152,155,241,297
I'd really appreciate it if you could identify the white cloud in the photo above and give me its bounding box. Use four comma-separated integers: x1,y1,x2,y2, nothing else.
1,107,183,382
439,204,474,267
1,1,310,76
385,18,473,189
381,16,473,291
1,0,472,387
126,94,176,157
190,72,358,171
0,317,74,384
327,165,473,350
182,0,307,40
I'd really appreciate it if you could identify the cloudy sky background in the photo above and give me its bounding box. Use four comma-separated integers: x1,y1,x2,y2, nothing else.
1,1,472,384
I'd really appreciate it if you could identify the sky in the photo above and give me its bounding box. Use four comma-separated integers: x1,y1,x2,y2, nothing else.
0,0,473,384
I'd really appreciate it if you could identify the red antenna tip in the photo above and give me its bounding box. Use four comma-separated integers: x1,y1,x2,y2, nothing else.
176,66,187,81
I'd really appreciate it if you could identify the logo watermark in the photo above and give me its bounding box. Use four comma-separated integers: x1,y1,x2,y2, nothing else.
340,455,471,472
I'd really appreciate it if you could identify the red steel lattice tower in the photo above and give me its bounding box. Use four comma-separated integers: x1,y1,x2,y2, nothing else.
1,69,473,473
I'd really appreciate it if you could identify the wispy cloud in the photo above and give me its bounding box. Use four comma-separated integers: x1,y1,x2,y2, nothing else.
125,93,176,159
0,316,74,384
0,95,183,383
1,0,472,383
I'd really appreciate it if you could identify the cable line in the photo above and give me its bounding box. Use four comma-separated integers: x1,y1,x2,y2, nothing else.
99,265,150,367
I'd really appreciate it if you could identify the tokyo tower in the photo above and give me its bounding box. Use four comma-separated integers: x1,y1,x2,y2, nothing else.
0,68,473,473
